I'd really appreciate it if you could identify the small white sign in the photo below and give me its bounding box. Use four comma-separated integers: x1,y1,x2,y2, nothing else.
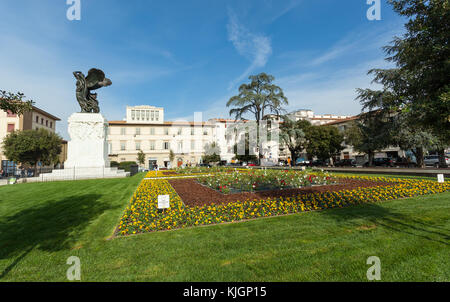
437,174,445,183
158,195,170,209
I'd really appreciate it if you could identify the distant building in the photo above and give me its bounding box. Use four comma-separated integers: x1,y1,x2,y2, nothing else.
107,105,217,169
325,115,407,164
286,109,352,126
0,106,62,173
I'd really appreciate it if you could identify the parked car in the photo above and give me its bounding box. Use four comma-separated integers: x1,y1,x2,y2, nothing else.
308,159,329,167
295,159,310,166
364,158,394,167
424,155,450,167
225,163,241,167
393,157,417,168
335,159,357,167
198,163,212,168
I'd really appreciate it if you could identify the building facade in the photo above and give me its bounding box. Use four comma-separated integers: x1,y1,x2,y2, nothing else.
107,106,282,168
0,106,61,173
286,109,353,126
108,106,218,169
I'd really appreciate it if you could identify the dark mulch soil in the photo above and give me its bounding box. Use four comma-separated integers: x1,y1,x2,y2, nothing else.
168,178,394,207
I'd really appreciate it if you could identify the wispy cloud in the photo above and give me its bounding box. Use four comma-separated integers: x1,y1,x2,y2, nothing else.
269,0,302,23
278,59,393,116
227,9,272,89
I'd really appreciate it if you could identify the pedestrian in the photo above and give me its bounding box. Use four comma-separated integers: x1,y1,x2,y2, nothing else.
154,163,159,177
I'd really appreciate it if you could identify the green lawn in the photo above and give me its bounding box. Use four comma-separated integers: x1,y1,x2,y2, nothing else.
0,173,449,281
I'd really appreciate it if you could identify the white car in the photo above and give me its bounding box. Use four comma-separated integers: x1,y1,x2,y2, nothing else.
424,155,450,167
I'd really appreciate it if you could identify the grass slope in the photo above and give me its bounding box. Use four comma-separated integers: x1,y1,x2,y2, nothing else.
0,174,448,281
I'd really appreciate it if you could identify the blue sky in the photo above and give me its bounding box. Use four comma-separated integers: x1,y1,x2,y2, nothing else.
0,0,406,139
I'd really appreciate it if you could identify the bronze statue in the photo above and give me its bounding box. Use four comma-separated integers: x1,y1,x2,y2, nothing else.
73,68,112,113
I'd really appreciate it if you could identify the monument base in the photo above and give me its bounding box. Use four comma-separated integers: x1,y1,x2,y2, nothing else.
41,167,129,181
42,112,129,181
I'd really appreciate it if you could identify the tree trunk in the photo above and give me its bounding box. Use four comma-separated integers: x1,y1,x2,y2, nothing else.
413,147,425,168
438,149,448,168
368,151,374,167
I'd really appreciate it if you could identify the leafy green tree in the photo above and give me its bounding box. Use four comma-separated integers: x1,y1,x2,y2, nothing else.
233,132,258,163
0,90,34,114
2,128,62,175
345,113,392,166
202,142,221,164
137,150,146,167
169,149,175,166
202,154,221,164
227,73,288,163
391,112,439,167
305,125,344,161
279,117,310,163
357,0,450,167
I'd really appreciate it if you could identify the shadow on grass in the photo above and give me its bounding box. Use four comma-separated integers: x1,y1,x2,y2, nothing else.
323,203,450,245
0,194,118,279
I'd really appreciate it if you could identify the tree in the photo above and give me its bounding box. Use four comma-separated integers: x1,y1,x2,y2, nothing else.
279,117,310,163
227,73,288,164
305,125,344,161
345,113,392,166
233,132,258,163
202,142,221,164
357,0,450,167
0,90,34,114
2,128,62,175
137,150,146,167
169,149,175,166
391,112,439,167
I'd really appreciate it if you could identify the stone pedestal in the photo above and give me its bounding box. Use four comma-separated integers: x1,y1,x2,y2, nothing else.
41,113,129,181
65,113,110,168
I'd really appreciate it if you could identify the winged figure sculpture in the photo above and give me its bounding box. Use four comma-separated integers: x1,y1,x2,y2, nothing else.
73,68,112,113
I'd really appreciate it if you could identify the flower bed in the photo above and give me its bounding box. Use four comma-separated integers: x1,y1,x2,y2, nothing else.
197,169,333,193
117,175,450,235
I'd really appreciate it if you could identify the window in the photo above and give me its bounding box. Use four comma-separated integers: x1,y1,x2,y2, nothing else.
150,128,155,135
177,128,182,135
149,141,155,150
131,110,136,120
6,110,16,117
7,124,15,133
120,141,126,151
135,128,141,135
191,140,195,151
36,116,39,123
163,141,170,150
121,128,126,135
135,142,141,150
146,110,150,121
46,120,48,127
155,111,160,121
191,127,195,135
41,118,44,125
50,122,53,128
203,129,208,135
177,141,183,153
164,128,169,135
151,111,155,121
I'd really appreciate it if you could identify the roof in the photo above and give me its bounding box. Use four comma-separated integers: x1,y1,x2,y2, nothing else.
108,121,214,126
323,116,359,126
32,106,61,121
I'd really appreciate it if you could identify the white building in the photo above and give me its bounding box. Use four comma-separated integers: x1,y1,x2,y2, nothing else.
107,106,281,168
286,109,352,125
